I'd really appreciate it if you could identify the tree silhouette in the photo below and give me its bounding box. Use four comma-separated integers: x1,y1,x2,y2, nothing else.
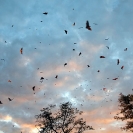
114,93,133,132
35,102,94,133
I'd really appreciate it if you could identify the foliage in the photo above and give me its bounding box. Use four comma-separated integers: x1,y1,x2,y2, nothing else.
35,102,94,133
114,93,133,132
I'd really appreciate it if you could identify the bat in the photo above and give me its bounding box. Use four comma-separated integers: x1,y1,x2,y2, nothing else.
106,46,109,49
117,59,120,65
97,70,100,72
112,78,118,80
73,22,75,26
121,66,124,70
87,65,90,67
55,75,58,79
43,12,48,15
79,52,81,56
73,49,75,51
8,98,14,101
8,80,11,82
0,101,3,104
20,48,23,54
32,86,35,91
124,48,127,51
64,30,67,34
105,38,109,40
64,63,67,67
100,56,105,58
86,20,92,31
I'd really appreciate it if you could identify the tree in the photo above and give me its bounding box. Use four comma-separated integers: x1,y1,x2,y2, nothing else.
35,102,94,133
114,93,133,132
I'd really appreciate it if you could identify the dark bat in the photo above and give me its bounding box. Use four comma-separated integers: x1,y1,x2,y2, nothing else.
105,38,109,40
124,48,127,51
64,30,67,34
79,52,81,56
55,75,58,79
73,22,75,26
106,46,109,49
97,70,100,72
121,66,124,70
64,63,67,66
86,20,92,31
112,78,118,80
117,59,120,65
8,98,14,101
43,12,48,15
100,56,105,58
0,101,3,104
20,48,23,54
32,86,35,91
87,65,90,67
73,49,75,51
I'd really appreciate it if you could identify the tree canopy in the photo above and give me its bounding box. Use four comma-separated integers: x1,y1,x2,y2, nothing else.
35,102,94,133
114,93,133,132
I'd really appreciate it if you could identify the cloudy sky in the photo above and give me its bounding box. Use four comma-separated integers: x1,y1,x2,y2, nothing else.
0,0,133,132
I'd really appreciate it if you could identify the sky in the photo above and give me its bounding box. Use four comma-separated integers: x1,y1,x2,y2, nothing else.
0,0,133,133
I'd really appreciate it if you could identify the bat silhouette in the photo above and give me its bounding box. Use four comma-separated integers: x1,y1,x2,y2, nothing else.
79,52,81,56
0,101,3,104
8,98,14,101
112,78,118,80
121,66,124,70
73,22,75,26
87,65,90,67
97,70,100,72
100,56,105,58
73,49,75,51
20,48,23,54
32,86,35,91
106,46,109,49
43,12,48,15
8,80,11,82
117,59,120,65
55,75,58,79
86,21,92,31
64,30,67,34
124,48,127,51
64,63,67,67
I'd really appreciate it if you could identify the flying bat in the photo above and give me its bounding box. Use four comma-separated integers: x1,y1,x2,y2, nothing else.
64,63,67,67
86,20,92,31
106,46,109,49
8,98,14,101
0,101,3,104
64,30,67,34
73,49,75,51
20,48,23,54
121,66,124,70
124,48,127,51
97,70,100,72
87,65,90,67
79,52,81,56
100,56,105,58
8,80,11,82
105,38,109,40
43,12,48,15
117,59,120,65
73,22,75,26
32,86,35,91
112,78,118,80
55,75,58,79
